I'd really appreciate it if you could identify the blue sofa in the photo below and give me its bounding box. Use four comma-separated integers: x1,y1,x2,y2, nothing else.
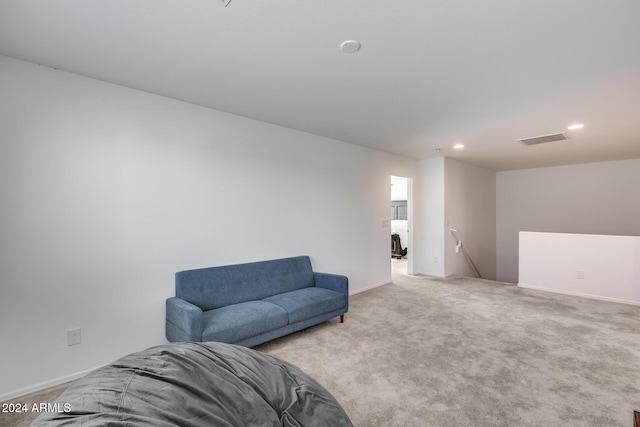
166,256,348,347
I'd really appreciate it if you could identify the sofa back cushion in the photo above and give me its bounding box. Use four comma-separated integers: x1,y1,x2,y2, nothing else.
175,256,315,311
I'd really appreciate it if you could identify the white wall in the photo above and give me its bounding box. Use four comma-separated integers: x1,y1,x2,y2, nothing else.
496,159,640,283
414,158,445,276
0,55,417,399
390,175,408,201
519,232,640,305
444,159,496,279
414,158,496,279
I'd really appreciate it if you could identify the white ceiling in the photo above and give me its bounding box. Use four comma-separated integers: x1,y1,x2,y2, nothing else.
1,0,639,171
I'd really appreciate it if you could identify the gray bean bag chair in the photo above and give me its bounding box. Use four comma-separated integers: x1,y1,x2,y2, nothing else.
32,342,352,426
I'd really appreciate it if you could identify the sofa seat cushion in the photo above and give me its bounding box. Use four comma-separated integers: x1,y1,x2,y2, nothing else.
202,301,288,343
263,287,346,323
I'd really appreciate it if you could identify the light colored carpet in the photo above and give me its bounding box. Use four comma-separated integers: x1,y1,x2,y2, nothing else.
257,273,640,426
0,381,74,427
4,272,639,426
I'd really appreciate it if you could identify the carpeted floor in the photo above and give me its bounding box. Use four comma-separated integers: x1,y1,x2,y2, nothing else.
256,272,640,426
0,381,74,427
4,271,639,426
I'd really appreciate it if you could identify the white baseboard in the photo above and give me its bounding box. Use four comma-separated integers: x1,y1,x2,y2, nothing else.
518,283,640,307
0,365,103,402
350,280,390,295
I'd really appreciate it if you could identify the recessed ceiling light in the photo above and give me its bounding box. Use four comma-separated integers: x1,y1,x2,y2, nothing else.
567,123,584,130
340,40,361,53
453,143,465,150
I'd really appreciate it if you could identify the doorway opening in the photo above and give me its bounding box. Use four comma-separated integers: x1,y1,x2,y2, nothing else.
390,175,412,279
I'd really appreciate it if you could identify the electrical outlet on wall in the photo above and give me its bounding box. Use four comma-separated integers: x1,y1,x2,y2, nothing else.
67,328,81,346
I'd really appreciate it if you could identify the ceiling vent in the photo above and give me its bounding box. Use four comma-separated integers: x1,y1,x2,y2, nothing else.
517,132,568,146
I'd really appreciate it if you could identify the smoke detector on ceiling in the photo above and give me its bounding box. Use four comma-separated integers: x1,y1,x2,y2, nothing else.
340,40,361,53
517,132,568,146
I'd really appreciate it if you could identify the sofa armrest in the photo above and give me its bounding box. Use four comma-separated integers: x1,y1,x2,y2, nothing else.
314,272,349,297
166,297,203,342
